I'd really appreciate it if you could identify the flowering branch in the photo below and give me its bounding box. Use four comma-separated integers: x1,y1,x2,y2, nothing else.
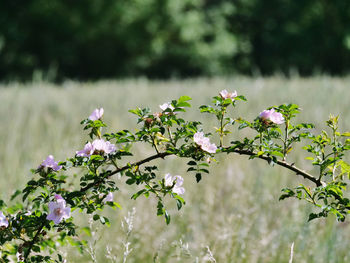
0,91,349,262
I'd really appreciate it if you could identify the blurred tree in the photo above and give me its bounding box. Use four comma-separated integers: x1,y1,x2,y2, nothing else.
230,0,350,75
0,0,350,81
0,0,236,81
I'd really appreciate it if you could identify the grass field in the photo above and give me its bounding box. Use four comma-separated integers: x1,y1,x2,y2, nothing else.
0,77,349,262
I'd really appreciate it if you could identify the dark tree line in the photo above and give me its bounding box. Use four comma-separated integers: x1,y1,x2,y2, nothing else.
1,0,350,81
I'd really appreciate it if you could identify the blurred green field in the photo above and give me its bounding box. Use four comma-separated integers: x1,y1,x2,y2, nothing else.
0,77,349,262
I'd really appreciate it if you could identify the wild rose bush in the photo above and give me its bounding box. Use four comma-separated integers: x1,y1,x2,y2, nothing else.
0,91,349,262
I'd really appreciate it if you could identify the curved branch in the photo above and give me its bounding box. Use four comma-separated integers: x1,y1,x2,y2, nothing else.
24,223,45,261
223,148,321,186
79,146,321,196
80,152,171,192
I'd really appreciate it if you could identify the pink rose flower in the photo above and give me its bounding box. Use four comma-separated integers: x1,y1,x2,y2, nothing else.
76,142,94,157
164,173,185,195
103,192,113,203
193,132,217,154
76,140,116,157
92,139,116,154
0,212,9,228
24,211,32,216
89,108,104,121
159,103,174,111
39,155,62,171
219,90,237,101
46,195,71,224
259,109,284,125
54,194,63,200
201,141,217,154
193,132,208,145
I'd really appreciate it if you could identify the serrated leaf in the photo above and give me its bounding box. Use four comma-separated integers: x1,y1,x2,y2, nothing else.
178,96,192,102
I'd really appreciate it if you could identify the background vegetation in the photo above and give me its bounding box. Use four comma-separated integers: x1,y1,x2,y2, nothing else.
0,77,349,262
1,0,350,81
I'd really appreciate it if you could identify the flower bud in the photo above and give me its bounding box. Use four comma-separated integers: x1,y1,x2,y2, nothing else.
144,118,154,127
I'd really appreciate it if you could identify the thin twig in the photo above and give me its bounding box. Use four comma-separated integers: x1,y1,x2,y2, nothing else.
80,152,171,192
24,223,45,261
223,148,321,186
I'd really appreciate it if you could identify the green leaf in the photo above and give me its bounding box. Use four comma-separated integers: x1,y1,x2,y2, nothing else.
164,210,171,225
178,96,192,103
195,173,202,183
279,188,295,200
199,105,216,113
126,178,135,185
257,151,264,156
90,155,104,162
339,161,350,178
81,227,92,237
176,199,182,210
308,213,320,221
128,108,142,116
10,190,21,201
271,151,284,158
236,95,247,101
131,189,146,200
157,201,164,216
177,102,191,108
32,245,41,252
100,216,110,226
173,107,186,112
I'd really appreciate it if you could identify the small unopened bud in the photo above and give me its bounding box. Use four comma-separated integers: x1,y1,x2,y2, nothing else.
144,118,154,127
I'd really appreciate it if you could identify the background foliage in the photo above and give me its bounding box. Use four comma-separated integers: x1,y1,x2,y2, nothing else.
1,0,350,81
